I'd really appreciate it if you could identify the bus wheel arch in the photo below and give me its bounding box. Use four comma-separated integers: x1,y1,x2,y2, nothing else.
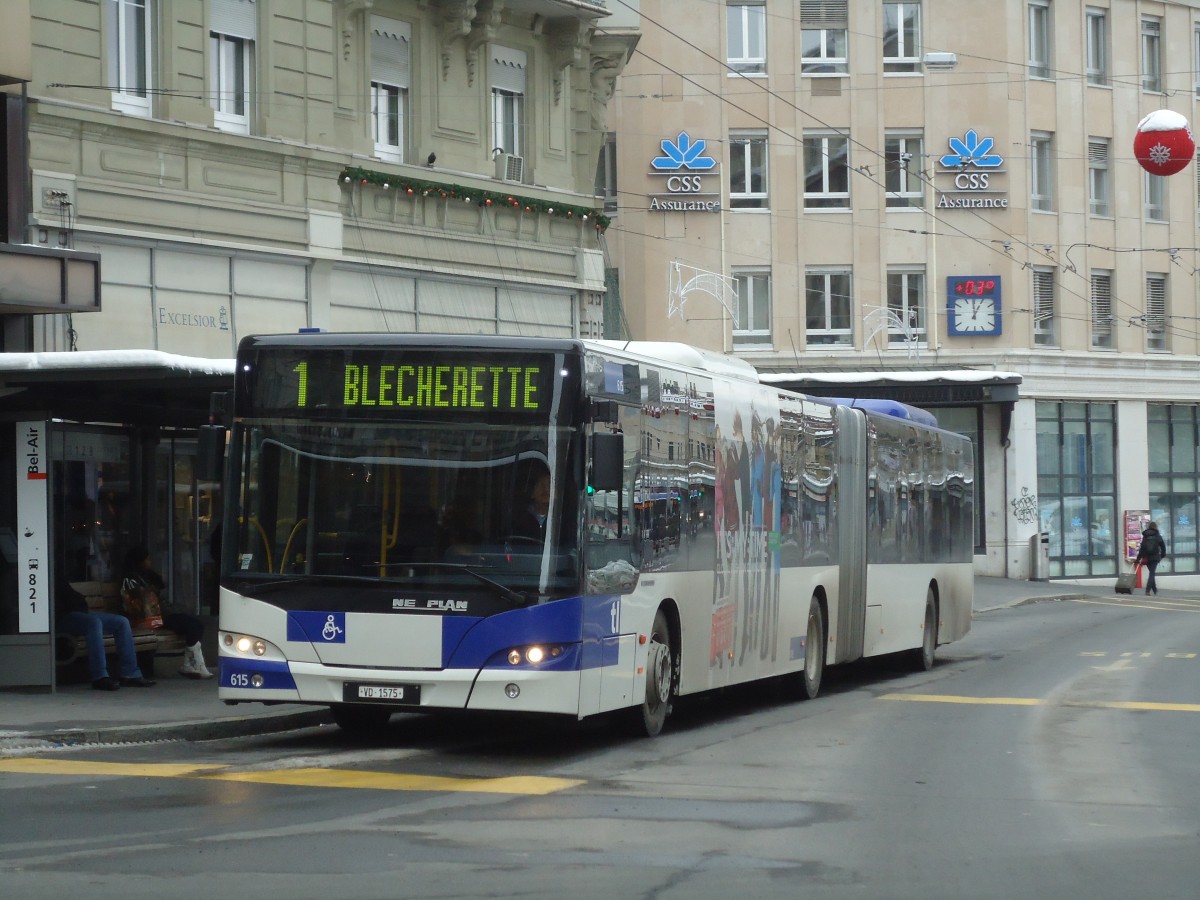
911,582,939,671
638,601,680,737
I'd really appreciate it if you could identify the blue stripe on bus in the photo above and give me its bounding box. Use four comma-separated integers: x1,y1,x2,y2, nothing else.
219,657,297,691
444,594,623,669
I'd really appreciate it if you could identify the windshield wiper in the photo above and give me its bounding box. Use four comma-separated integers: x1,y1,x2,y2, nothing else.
378,562,529,608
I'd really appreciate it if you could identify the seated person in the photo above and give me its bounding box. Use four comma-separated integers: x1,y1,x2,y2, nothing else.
55,576,156,691
122,545,213,679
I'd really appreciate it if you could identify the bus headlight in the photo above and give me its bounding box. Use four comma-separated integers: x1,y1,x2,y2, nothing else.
222,632,274,658
506,645,565,666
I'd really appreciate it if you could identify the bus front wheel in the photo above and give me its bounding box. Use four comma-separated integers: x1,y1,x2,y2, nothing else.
638,610,675,737
330,703,393,734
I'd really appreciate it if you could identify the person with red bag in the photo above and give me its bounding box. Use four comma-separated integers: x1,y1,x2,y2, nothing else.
1135,521,1168,596
121,546,213,678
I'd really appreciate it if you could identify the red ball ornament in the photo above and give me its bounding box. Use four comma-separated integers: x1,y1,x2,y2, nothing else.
1134,110,1195,176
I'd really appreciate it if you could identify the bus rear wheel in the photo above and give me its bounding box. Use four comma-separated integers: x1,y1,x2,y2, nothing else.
911,589,938,671
638,610,675,737
800,596,826,699
330,703,393,734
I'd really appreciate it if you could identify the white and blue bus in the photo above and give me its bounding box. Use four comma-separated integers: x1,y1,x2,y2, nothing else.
215,334,974,735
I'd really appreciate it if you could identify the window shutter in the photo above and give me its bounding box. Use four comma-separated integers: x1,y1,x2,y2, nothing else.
800,1,848,27
371,16,411,89
1033,269,1055,325
1092,273,1112,322
1088,140,1107,164
1146,276,1166,331
211,0,256,41
491,46,527,93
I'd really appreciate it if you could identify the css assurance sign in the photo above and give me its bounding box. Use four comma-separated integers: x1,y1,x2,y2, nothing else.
649,131,722,212
936,129,1008,209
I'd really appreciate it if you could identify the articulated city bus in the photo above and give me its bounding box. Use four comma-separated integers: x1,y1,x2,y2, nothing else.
216,334,974,735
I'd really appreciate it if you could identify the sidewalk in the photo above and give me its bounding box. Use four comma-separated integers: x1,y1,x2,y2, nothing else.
0,576,1149,750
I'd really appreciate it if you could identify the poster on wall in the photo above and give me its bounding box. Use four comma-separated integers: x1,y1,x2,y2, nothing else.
1123,509,1150,561
15,421,49,633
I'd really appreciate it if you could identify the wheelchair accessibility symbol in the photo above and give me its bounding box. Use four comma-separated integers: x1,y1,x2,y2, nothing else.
321,615,344,642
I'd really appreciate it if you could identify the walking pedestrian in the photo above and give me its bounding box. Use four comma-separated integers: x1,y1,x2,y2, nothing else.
1135,520,1168,595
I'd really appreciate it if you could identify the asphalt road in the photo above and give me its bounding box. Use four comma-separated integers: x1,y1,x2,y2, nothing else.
2,591,1199,900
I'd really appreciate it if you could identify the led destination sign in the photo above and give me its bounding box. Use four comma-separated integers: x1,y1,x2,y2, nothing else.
335,363,541,410
243,348,561,419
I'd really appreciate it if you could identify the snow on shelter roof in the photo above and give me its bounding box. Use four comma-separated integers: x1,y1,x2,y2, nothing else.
0,349,235,378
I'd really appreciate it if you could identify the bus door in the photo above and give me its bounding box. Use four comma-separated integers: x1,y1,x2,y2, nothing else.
834,405,867,664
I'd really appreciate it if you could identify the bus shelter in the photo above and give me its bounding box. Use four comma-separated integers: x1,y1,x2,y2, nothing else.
0,350,233,689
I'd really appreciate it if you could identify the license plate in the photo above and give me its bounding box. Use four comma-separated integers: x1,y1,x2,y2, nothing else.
343,682,421,705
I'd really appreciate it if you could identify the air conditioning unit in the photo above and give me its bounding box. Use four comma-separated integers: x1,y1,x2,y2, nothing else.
494,153,524,182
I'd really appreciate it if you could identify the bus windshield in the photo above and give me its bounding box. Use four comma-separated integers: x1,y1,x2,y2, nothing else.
227,418,581,604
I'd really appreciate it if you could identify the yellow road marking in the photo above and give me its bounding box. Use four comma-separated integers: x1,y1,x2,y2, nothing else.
0,759,224,777
881,693,1200,713
201,769,583,795
1070,598,1200,612
0,758,582,795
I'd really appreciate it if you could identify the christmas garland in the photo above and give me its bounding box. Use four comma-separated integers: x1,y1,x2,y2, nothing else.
338,166,611,232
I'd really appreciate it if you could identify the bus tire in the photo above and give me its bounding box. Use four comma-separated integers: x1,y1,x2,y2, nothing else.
911,588,938,671
330,703,393,734
800,595,826,700
638,609,675,737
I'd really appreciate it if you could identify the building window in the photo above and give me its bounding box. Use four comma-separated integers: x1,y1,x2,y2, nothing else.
727,2,766,75
370,16,411,162
209,0,257,135
804,132,850,209
733,270,771,346
1033,267,1056,346
1195,25,1200,96
805,269,852,346
883,2,921,74
885,132,924,208
107,0,154,116
1090,269,1112,349
1088,138,1109,217
1148,404,1200,574
1143,17,1162,92
1086,8,1107,86
1036,401,1117,578
886,269,925,345
1030,132,1053,212
491,46,526,158
802,1,848,75
1028,1,1051,79
730,133,768,209
595,133,618,213
1146,273,1167,351
1145,170,1166,222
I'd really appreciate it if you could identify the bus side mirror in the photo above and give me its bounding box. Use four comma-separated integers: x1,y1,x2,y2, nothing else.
197,425,227,482
591,432,624,492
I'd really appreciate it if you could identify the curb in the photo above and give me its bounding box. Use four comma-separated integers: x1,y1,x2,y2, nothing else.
12,708,333,747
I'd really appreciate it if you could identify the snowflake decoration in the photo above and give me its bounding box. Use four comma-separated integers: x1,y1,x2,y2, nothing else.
1148,142,1172,165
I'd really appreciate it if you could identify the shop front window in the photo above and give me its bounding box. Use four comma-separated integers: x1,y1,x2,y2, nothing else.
1036,401,1117,577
